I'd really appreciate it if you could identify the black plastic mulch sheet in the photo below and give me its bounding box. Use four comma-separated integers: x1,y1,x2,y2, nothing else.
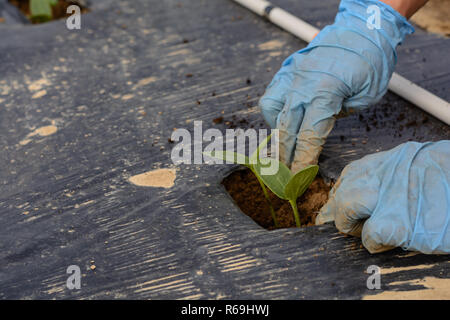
0,0,449,299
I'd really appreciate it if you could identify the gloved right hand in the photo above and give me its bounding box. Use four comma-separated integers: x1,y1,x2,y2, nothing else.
316,141,450,254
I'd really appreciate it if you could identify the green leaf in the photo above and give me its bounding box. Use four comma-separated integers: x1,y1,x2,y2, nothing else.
284,165,319,201
254,158,292,200
203,150,249,165
30,0,55,20
249,133,272,164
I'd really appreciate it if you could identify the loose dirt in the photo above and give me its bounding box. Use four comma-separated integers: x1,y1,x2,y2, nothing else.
223,168,331,230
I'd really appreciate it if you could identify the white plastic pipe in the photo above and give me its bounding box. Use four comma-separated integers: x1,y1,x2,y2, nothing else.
389,73,450,125
232,0,450,125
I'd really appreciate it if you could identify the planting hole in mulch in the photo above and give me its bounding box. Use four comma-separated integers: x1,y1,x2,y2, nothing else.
9,0,89,24
223,168,332,230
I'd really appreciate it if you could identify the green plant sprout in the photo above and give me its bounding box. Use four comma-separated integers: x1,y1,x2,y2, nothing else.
254,159,318,227
30,0,57,23
204,134,279,227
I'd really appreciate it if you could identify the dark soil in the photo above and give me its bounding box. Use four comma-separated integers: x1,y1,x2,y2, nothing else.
223,168,332,230
9,0,89,23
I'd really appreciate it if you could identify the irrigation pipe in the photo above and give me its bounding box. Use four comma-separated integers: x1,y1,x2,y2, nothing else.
232,0,450,126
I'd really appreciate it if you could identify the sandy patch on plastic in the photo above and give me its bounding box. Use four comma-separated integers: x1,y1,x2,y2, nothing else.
133,77,157,90
32,90,47,99
129,169,176,188
30,125,58,136
380,264,435,275
258,39,284,50
20,124,58,145
364,277,450,300
121,94,134,101
28,78,51,92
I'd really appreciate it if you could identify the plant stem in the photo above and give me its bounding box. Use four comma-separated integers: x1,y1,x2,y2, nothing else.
252,169,279,228
289,199,301,228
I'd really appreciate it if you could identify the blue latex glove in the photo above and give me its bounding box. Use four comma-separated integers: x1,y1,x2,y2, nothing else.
259,0,414,172
316,141,450,254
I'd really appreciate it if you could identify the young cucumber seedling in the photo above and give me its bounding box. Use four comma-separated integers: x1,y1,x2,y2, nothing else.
254,159,318,227
204,134,279,227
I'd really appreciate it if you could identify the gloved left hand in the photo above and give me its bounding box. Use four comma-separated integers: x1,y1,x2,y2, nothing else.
316,140,450,254
259,0,414,172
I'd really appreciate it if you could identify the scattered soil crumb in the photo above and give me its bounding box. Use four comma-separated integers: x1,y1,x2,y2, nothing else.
223,168,331,230
129,168,176,188
213,117,224,124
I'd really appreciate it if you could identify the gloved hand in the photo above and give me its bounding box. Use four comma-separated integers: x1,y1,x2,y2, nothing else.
259,0,414,172
316,141,450,254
